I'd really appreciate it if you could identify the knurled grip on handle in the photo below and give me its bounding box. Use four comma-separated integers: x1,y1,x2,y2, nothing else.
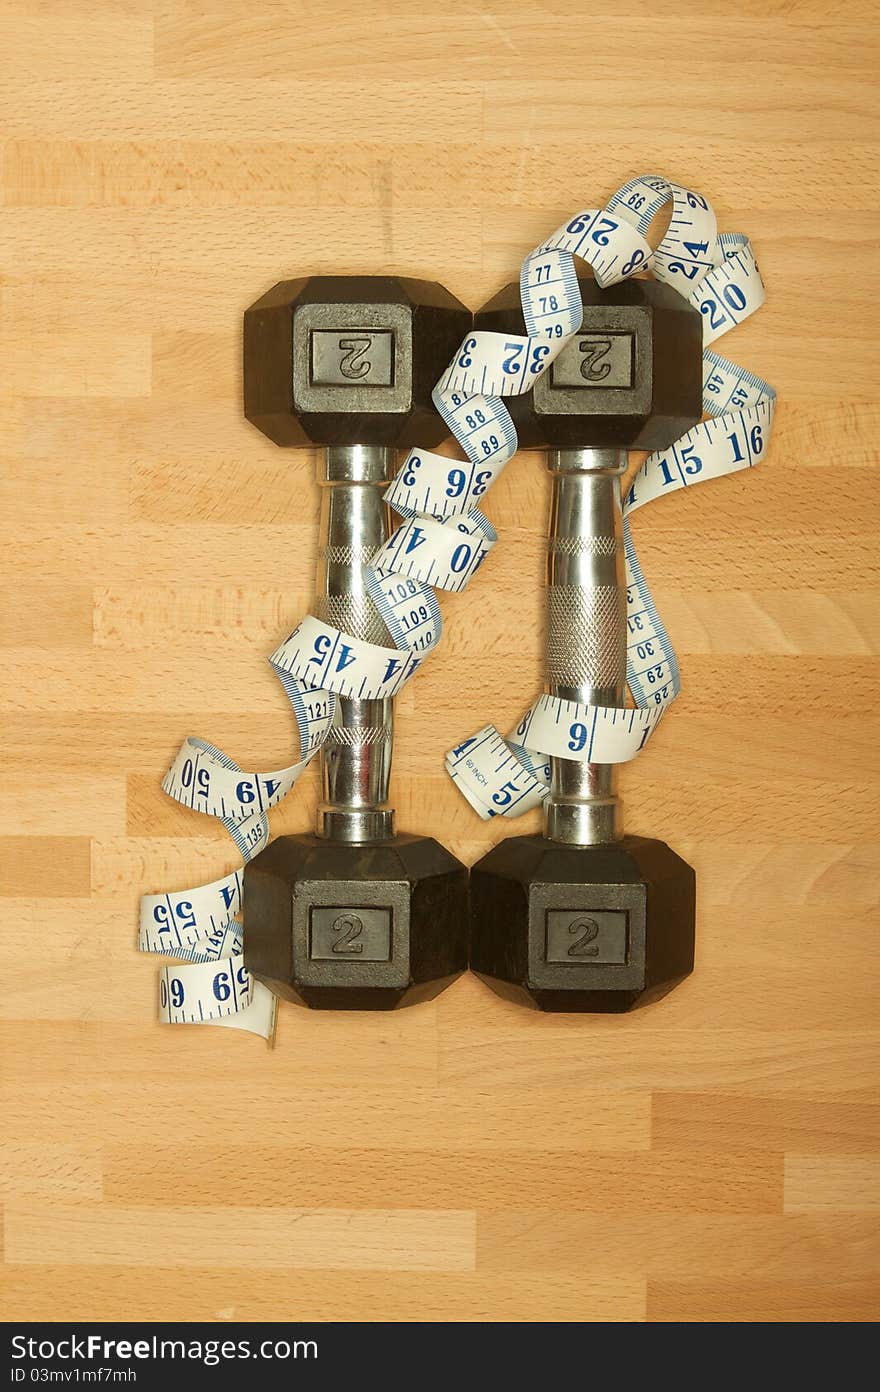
546,582,625,690
314,445,395,842
315,590,390,648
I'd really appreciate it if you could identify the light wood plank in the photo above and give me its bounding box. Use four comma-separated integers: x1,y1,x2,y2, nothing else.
0,1144,101,1201
653,1092,880,1155
5,140,879,212
477,1213,880,1278
785,1157,880,1212
103,1145,778,1213
647,1279,878,1322
0,836,91,897
4,1204,477,1271
0,1265,645,1322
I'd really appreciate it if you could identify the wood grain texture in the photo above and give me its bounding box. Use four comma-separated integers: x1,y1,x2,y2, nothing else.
1,0,879,1325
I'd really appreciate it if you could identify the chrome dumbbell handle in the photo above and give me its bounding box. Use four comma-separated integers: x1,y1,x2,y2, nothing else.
543,447,628,845
313,445,395,843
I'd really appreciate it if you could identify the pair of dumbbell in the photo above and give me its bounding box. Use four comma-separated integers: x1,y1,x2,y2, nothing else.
243,273,698,1012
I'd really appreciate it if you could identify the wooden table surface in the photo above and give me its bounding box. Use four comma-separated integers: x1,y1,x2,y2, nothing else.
2,0,879,1326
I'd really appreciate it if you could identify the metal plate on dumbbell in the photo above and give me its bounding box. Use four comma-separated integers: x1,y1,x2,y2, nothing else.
308,906,393,962
292,302,412,415
526,879,646,992
549,332,634,390
544,908,629,965
534,304,650,419
310,330,394,387
291,876,410,989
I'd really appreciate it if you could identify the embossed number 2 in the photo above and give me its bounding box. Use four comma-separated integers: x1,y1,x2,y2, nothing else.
331,912,365,954
579,339,612,381
338,337,373,380
567,917,600,956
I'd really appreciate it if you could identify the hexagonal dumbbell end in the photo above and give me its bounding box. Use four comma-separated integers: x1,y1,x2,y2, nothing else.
244,274,471,447
470,835,695,1012
244,834,468,1010
475,273,703,451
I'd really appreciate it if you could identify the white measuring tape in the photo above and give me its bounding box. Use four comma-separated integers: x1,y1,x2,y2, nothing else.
439,175,776,819
137,552,446,1036
139,173,775,1032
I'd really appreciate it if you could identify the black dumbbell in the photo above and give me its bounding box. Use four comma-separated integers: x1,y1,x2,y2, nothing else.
469,275,702,1010
242,276,470,1009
